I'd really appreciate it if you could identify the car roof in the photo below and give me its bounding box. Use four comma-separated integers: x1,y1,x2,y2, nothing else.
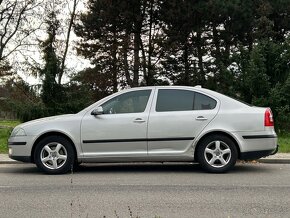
123,85,203,91
125,85,250,109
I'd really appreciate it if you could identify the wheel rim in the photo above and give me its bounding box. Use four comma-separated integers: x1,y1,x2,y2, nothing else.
40,142,68,170
204,140,231,168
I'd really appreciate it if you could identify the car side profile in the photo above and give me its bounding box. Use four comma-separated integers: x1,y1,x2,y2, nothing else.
8,86,278,174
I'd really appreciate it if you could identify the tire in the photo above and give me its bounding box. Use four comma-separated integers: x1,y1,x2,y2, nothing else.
196,134,238,173
34,136,75,174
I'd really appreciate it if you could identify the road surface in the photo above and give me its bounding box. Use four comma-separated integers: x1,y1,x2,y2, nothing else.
0,162,290,218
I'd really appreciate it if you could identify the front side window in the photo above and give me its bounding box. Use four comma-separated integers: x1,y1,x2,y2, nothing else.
156,89,217,112
101,90,151,114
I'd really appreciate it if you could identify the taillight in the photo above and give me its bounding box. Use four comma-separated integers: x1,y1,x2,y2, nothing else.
264,108,274,126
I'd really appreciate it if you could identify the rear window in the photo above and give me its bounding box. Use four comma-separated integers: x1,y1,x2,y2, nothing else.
156,89,217,112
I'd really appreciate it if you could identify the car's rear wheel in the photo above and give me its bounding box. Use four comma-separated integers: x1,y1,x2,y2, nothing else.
34,136,75,174
197,134,238,173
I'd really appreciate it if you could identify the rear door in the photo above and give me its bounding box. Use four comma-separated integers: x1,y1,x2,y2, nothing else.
147,88,219,155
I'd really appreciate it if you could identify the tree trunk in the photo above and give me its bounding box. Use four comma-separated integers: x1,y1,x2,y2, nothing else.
147,0,154,86
183,41,190,85
196,29,205,85
132,0,144,87
112,26,118,92
123,30,132,87
58,0,77,84
139,37,147,84
133,31,140,87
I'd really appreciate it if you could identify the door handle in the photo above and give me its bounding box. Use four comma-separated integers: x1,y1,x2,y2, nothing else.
195,116,208,121
134,118,146,123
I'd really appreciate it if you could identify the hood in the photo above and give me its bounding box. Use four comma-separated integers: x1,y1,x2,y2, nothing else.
19,114,75,129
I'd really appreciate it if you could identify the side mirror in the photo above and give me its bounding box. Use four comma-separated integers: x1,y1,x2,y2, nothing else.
91,106,104,116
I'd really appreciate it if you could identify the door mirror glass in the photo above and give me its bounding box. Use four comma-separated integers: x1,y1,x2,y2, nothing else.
91,106,104,116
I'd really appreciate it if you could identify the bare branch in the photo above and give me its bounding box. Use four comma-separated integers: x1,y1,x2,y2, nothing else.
2,3,29,51
1,22,42,60
0,2,17,58
0,0,41,61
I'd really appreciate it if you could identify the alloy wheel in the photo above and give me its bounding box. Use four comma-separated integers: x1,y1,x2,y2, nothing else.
204,140,231,168
40,142,68,170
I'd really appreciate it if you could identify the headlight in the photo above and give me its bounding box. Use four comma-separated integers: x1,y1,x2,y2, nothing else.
11,128,27,137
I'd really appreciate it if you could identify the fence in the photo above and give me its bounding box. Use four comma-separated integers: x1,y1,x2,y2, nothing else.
0,111,17,120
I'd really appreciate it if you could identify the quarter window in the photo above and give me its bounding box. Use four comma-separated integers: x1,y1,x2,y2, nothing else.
156,89,216,112
101,90,151,114
194,92,217,110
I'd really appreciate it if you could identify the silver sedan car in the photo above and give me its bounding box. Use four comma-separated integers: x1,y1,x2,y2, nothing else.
8,86,278,174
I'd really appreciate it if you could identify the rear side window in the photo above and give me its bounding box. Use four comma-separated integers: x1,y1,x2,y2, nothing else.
156,89,216,112
156,89,194,112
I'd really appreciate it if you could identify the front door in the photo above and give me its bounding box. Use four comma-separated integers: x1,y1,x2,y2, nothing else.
81,89,153,159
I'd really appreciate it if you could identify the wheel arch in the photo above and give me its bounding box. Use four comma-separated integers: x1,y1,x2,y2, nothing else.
193,131,241,161
31,131,77,163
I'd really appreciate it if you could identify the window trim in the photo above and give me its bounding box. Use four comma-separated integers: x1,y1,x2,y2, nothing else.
98,89,153,115
154,88,218,113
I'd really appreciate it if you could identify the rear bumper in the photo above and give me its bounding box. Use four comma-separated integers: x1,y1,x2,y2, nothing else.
240,144,279,160
231,130,278,160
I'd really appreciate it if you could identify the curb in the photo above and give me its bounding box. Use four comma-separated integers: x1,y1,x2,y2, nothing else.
0,155,22,164
0,160,22,164
258,159,290,164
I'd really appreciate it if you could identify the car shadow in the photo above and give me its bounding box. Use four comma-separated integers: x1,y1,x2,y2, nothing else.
73,162,276,175
75,162,204,174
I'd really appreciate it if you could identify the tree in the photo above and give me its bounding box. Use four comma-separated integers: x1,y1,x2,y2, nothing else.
75,0,125,92
39,10,63,111
75,0,165,90
159,0,208,86
229,38,290,130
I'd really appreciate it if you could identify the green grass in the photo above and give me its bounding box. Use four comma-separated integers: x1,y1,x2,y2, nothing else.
0,128,12,153
278,132,290,153
0,120,21,128
0,120,20,153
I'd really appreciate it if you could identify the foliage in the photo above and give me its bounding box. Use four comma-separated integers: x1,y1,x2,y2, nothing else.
278,132,290,153
72,0,290,131
0,128,11,153
0,120,20,153
1,0,290,132
0,120,21,128
231,40,290,131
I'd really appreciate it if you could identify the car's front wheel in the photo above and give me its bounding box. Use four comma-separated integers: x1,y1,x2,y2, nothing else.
196,134,238,173
34,136,75,174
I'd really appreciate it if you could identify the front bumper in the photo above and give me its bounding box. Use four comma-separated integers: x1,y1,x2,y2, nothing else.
8,135,35,163
8,154,31,162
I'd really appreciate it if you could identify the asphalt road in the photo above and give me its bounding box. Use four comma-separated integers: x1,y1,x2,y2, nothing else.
1,163,290,218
